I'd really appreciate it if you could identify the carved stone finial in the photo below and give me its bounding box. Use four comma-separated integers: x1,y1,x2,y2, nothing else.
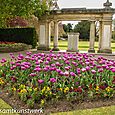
50,0,59,10
103,0,112,9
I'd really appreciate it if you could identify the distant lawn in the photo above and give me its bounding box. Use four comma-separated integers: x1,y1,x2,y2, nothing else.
51,105,115,115
50,40,115,52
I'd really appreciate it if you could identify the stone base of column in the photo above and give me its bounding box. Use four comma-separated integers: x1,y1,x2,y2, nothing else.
97,49,112,54
37,46,51,51
52,47,60,51
66,49,79,52
88,49,95,53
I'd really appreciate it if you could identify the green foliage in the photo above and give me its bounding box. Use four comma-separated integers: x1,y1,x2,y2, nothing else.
113,19,115,31
63,23,73,33
0,28,37,48
0,0,52,28
74,21,90,40
112,31,115,40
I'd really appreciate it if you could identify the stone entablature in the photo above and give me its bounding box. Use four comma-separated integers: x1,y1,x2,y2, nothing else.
51,8,115,14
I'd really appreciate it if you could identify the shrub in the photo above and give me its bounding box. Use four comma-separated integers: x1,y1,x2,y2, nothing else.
0,28,37,48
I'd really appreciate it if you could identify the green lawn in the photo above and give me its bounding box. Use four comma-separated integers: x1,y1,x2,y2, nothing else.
0,98,19,115
50,41,115,52
51,105,115,115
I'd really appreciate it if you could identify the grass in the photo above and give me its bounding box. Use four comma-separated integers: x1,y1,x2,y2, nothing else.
0,98,19,115
0,98,12,109
50,40,115,52
51,105,115,115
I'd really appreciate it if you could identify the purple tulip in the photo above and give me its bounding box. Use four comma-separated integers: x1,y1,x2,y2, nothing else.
81,68,86,72
43,67,49,71
65,66,70,71
51,64,55,67
111,68,115,73
24,65,30,69
91,70,96,74
45,61,49,65
64,71,69,76
29,73,36,77
65,60,70,65
11,77,17,82
56,62,60,66
86,66,90,71
98,68,103,72
38,79,44,84
59,71,64,76
50,78,56,83
21,66,26,70
1,58,7,63
56,69,61,73
76,68,81,74
70,72,76,77
36,61,40,65
34,67,42,72
10,62,15,65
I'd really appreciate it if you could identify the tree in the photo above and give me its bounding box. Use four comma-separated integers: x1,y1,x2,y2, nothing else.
63,23,73,33
0,0,53,28
113,19,115,31
73,21,90,40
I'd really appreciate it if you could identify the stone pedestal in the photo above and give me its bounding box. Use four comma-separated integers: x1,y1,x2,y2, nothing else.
98,15,112,53
88,21,95,53
67,33,79,52
37,22,51,51
52,21,59,51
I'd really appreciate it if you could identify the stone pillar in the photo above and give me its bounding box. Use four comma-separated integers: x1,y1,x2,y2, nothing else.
98,21,102,51
52,20,59,51
67,33,73,51
37,21,51,51
88,21,95,53
98,14,112,53
67,33,79,52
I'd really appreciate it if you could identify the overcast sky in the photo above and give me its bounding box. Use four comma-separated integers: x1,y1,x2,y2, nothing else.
57,0,115,24
58,0,115,9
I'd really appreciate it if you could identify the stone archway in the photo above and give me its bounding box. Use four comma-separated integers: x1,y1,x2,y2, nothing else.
37,0,115,53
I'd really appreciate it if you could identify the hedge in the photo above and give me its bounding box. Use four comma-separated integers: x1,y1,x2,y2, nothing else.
0,28,37,48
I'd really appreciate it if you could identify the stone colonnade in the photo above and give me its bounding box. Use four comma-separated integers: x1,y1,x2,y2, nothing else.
37,16,113,53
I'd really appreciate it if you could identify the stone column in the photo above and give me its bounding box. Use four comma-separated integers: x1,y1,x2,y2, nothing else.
46,21,51,50
88,21,95,53
52,20,59,51
67,33,79,52
98,21,102,51
98,14,112,53
37,21,51,51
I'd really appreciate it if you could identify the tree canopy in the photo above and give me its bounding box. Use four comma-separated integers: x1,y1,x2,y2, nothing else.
0,0,53,28
74,21,90,40
63,23,73,33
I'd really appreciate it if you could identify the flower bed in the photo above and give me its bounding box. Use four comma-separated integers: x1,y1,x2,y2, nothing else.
0,42,32,53
0,52,115,108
